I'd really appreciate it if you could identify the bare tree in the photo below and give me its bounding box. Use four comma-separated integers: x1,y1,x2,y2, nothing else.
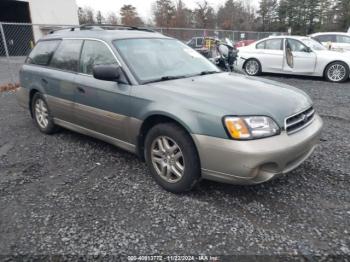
174,0,193,28
258,0,278,31
106,12,118,25
194,0,216,29
153,0,176,27
120,5,144,26
78,7,95,25
96,10,104,24
217,0,256,31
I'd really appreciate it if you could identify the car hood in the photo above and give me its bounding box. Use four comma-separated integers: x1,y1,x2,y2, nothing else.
148,73,312,128
315,50,350,61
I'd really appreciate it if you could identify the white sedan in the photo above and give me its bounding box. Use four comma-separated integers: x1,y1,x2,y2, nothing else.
236,36,350,82
310,32,350,52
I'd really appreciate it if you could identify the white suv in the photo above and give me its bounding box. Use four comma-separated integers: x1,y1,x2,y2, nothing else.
310,32,350,52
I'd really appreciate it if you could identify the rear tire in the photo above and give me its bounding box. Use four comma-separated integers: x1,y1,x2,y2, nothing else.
31,93,58,134
325,61,349,83
144,123,201,193
244,59,261,76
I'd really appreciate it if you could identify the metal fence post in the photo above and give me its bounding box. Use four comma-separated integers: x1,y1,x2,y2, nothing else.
0,22,15,84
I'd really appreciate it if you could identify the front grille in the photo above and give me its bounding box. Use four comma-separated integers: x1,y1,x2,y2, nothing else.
285,106,315,135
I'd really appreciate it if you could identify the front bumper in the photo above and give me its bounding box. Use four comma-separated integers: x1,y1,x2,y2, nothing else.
234,57,245,73
192,114,323,185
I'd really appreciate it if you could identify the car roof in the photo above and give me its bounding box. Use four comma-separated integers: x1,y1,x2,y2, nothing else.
264,35,310,41
310,32,349,36
41,25,169,42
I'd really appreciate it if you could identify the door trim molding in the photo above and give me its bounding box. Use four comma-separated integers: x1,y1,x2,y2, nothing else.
53,118,136,154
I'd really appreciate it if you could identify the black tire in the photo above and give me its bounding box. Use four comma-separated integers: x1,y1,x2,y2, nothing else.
144,123,201,193
325,61,349,83
31,92,59,134
244,58,261,76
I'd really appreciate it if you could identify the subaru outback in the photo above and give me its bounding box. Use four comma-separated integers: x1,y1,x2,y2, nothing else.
17,25,323,192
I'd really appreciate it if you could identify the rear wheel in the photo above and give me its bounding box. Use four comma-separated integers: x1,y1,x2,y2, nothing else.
31,93,58,134
325,62,349,83
145,123,201,193
244,59,261,76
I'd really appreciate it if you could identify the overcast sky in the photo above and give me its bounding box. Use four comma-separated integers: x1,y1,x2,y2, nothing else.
76,0,259,21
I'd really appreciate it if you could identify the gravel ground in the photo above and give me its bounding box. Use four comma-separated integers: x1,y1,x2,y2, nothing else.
0,75,349,260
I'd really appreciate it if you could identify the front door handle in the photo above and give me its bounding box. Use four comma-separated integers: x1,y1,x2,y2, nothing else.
77,86,85,94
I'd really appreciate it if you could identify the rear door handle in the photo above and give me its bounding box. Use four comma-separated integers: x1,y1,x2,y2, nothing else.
77,86,86,94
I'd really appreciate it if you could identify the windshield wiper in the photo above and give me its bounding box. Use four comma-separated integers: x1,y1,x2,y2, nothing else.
144,75,188,84
199,70,221,75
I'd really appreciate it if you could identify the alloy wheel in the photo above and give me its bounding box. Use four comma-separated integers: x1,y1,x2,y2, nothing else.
35,98,49,129
151,136,185,183
327,64,346,82
245,60,259,75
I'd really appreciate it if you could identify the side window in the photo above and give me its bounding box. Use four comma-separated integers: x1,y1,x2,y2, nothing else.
79,40,117,75
188,39,196,47
196,38,204,47
286,39,308,52
336,35,350,44
49,40,83,72
256,41,265,49
265,39,283,50
26,40,60,66
316,35,335,43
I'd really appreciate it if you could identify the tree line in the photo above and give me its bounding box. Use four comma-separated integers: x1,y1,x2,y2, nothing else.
78,0,350,34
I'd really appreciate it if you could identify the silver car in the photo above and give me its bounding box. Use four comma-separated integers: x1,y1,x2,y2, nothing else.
237,36,350,82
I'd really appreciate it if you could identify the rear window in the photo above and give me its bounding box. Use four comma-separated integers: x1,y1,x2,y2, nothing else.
336,35,350,44
26,40,60,66
49,40,83,72
265,39,283,50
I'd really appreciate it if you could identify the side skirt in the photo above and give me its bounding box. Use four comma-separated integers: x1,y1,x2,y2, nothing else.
54,118,137,154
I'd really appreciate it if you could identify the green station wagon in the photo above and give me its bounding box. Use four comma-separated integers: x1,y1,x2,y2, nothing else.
17,25,323,192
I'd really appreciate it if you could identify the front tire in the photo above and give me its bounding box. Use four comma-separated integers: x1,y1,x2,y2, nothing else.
244,59,261,76
144,123,201,193
31,93,58,134
325,61,349,83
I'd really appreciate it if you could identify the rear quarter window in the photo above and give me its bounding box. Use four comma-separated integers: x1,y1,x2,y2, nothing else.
49,39,83,72
26,40,61,66
256,41,265,49
336,35,350,44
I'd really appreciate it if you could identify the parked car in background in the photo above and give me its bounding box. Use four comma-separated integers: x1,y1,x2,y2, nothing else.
234,39,256,49
17,26,323,193
310,32,350,52
187,36,216,56
237,35,350,82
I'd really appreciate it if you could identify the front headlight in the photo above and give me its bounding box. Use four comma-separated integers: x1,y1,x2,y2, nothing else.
224,116,280,140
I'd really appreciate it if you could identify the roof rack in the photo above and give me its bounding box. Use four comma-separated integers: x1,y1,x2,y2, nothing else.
49,24,155,34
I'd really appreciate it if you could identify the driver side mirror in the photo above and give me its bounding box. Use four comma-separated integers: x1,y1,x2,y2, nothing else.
93,64,122,82
304,46,312,53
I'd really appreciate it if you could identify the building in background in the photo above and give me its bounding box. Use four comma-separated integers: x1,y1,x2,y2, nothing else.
0,0,79,55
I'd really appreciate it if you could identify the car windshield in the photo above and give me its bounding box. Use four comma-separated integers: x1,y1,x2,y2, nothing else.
302,38,327,51
113,38,220,83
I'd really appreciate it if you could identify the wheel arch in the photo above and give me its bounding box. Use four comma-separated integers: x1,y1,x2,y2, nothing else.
29,88,40,118
243,57,262,73
323,60,350,78
136,113,194,161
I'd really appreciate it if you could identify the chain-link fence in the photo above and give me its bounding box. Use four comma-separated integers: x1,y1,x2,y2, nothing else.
154,27,286,43
0,22,286,87
0,22,78,88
